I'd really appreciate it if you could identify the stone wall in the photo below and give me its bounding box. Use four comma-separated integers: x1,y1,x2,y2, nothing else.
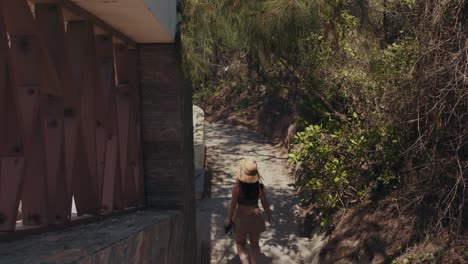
0,211,184,263
139,44,197,263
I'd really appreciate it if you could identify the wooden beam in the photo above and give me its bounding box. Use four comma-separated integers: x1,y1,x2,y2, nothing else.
67,21,99,216
35,3,70,223
0,3,25,231
95,34,114,210
2,0,50,228
102,96,124,212
128,49,143,205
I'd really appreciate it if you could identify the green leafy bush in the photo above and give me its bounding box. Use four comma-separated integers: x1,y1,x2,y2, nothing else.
289,120,400,210
181,0,467,239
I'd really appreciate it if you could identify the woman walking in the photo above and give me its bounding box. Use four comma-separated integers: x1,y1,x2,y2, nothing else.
225,159,274,264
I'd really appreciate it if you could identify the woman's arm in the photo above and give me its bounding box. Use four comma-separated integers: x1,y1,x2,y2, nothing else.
226,182,239,223
260,186,273,225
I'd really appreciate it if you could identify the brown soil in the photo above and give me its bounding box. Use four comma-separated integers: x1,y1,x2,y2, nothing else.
320,199,414,263
319,197,468,263
198,82,297,147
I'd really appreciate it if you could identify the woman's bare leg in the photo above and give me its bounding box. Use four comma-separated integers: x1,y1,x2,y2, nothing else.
235,232,249,264
249,232,261,264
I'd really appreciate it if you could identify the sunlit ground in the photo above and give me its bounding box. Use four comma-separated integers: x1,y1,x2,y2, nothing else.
197,123,324,264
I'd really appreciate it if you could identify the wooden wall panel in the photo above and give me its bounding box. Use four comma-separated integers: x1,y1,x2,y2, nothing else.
129,49,143,205
0,0,144,232
3,0,49,227
66,21,99,216
35,3,68,223
102,97,124,213
95,34,115,211
114,44,137,207
0,2,25,231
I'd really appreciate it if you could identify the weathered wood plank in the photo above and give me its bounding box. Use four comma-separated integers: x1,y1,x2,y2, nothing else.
66,21,99,216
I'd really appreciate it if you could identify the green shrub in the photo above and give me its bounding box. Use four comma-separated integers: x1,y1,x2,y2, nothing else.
288,119,400,210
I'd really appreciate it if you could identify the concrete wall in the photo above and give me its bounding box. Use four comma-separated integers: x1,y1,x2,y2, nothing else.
70,0,175,43
193,106,205,199
140,44,197,263
143,0,177,41
0,211,184,263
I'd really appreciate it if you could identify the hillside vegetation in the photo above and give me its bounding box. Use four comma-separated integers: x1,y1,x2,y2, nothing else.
180,0,467,262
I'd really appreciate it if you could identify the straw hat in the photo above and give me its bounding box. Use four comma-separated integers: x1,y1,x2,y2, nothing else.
236,159,260,183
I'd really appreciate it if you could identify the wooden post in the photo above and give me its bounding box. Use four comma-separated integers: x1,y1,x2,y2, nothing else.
128,49,142,206
114,44,137,207
0,3,25,231
1,0,50,227
66,21,99,216
95,35,114,213
102,95,124,212
35,3,68,224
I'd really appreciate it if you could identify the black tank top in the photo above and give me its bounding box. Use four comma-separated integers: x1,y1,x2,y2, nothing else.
237,181,264,206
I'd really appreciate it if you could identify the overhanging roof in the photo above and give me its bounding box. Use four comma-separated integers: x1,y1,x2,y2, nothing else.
69,0,176,43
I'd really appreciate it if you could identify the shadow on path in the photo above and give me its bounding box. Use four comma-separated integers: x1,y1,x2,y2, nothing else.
196,123,324,264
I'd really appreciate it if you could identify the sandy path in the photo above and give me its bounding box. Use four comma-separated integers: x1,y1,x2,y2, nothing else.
196,122,324,264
